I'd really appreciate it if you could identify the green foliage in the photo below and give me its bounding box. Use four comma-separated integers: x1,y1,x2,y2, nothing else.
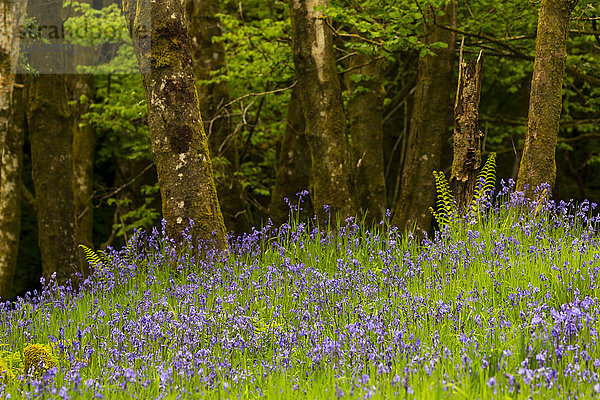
217,1,295,208
430,153,497,227
430,170,455,227
0,355,14,384
62,1,139,74
471,152,497,215
78,245,110,269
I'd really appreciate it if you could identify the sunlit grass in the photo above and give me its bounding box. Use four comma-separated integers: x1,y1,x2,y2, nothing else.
1,182,600,399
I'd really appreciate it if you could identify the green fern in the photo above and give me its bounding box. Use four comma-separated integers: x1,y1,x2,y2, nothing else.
471,152,497,215
430,153,497,227
78,244,110,268
429,170,455,227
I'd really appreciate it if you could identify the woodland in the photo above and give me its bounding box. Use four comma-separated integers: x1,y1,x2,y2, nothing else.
0,0,599,300
2,1,600,398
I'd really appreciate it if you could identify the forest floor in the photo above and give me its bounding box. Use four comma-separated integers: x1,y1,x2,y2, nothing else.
1,183,600,399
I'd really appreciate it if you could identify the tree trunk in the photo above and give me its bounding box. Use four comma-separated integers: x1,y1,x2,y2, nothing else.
70,74,95,275
0,0,27,139
185,0,251,233
346,52,386,224
0,0,27,299
450,47,484,212
392,3,457,233
289,0,356,223
25,0,80,285
27,75,81,285
0,82,25,299
123,0,228,250
269,86,312,225
70,0,98,271
516,0,577,198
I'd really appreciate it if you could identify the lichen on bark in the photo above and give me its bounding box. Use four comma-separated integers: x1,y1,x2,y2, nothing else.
123,0,228,250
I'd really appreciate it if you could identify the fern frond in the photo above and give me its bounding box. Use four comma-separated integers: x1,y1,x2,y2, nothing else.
431,170,455,226
78,244,109,268
471,153,497,215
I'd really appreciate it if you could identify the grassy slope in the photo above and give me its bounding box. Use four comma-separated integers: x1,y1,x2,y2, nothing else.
1,188,600,399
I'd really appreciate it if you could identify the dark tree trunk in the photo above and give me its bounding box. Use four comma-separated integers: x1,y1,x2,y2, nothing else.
27,74,81,284
0,83,25,299
289,0,356,223
0,0,28,298
70,0,98,273
450,47,484,212
517,0,577,198
26,0,80,285
346,52,386,224
185,0,251,233
269,86,312,225
123,0,228,250
70,74,95,271
0,0,27,135
392,3,457,233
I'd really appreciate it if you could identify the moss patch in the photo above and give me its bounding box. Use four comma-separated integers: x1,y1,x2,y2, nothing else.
23,344,57,375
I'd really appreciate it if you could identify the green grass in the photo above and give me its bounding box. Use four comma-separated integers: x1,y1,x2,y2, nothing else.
1,190,600,399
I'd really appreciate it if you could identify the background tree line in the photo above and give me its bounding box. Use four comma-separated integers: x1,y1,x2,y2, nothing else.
0,0,598,300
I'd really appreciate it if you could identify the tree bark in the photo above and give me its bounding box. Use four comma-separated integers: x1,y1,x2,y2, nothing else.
269,85,312,225
70,0,98,272
346,52,386,224
25,0,80,285
27,75,81,285
516,0,577,198
0,0,27,140
0,82,25,299
450,47,484,212
289,0,356,223
392,3,457,233
70,74,95,275
185,0,251,233
123,0,228,250
0,0,27,299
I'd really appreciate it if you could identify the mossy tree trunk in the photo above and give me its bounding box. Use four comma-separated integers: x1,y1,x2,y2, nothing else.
346,51,386,224
26,0,80,285
123,0,228,250
0,0,27,139
0,83,25,299
450,48,484,212
392,3,457,234
289,0,356,223
516,0,577,198
0,0,27,298
269,86,312,225
185,0,251,233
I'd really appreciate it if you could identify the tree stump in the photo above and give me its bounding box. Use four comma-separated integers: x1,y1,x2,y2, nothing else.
451,42,484,212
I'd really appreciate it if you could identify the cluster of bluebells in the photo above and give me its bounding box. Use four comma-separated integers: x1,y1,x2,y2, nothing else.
1,182,600,398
